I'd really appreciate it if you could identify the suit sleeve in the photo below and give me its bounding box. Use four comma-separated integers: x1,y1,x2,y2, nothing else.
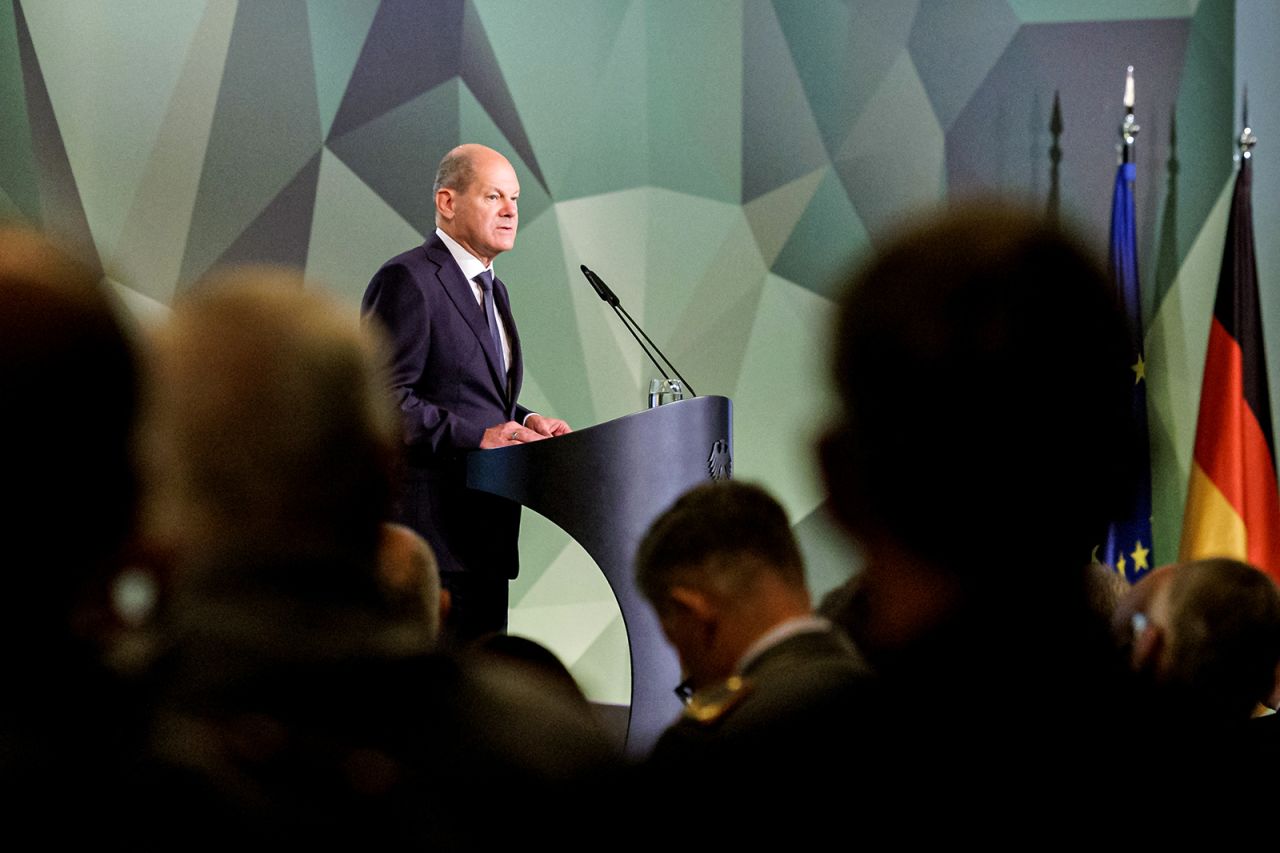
362,263,488,454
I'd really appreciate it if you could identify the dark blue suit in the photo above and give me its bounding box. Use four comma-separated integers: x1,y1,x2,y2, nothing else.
362,234,530,600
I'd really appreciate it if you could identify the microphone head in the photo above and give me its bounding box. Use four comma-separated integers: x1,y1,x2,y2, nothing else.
580,264,610,303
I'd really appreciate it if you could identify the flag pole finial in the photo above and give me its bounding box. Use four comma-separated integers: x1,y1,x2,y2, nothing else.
1120,66,1139,164
1240,86,1257,159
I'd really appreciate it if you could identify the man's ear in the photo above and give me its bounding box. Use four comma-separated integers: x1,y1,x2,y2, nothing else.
667,585,715,624
1131,617,1164,672
435,188,455,222
1266,660,1280,711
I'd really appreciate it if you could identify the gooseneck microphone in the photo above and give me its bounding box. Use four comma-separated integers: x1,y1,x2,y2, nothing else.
579,264,697,396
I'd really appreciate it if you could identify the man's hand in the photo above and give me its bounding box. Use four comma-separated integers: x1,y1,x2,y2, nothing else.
480,421,547,449
524,414,572,438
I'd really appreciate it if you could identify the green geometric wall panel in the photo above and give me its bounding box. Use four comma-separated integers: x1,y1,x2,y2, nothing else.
1162,0,1234,300
645,1,743,203
742,167,826,266
109,0,237,305
794,501,863,603
0,2,40,223
472,0,635,199
306,149,423,306
12,0,97,272
459,80,554,225
771,165,869,298
1008,0,1199,22
1146,175,1234,566
774,0,916,153
731,272,840,520
509,510,629,706
501,205,598,426
742,0,830,203
209,152,321,274
550,189,656,423
328,81,461,233
21,1,206,259
308,0,381,138
570,611,634,708
179,2,321,287
837,50,946,242
642,190,761,342
909,0,1021,131
553,0,649,200
660,211,769,398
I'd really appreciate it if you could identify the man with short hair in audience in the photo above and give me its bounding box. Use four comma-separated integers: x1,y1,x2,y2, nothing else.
637,480,873,779
1117,558,1280,726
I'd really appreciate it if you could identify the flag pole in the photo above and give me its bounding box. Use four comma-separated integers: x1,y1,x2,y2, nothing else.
1100,65,1155,581
1239,86,1257,160
1120,65,1139,165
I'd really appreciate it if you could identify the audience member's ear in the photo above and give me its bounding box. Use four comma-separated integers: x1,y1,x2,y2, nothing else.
439,587,452,628
818,428,861,533
667,586,714,624
1131,613,1163,673
1267,661,1280,711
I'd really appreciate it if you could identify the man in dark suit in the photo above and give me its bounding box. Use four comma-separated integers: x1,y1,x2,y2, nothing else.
362,144,569,640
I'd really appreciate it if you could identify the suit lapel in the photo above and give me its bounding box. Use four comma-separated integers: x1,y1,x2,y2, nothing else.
423,236,510,402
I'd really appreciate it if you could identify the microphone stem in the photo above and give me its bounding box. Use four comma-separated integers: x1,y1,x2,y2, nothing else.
615,303,696,396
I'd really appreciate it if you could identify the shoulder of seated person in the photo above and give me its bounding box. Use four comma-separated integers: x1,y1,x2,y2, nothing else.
682,675,755,725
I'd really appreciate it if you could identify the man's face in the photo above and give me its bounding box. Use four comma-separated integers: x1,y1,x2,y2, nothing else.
437,150,519,266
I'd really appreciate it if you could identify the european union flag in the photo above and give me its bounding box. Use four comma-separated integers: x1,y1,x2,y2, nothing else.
1101,159,1155,581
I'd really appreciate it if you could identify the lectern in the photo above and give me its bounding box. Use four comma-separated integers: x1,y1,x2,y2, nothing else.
467,395,733,756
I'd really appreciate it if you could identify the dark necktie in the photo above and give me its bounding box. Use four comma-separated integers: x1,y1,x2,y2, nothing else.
475,270,507,377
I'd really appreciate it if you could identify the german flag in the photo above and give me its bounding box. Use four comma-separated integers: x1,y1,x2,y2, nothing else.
1180,139,1280,582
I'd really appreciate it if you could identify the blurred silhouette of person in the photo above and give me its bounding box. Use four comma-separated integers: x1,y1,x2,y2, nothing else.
468,632,592,711
1085,560,1131,624
817,203,1140,817
141,269,615,845
378,522,446,647
0,228,143,829
140,269,437,840
1117,558,1280,726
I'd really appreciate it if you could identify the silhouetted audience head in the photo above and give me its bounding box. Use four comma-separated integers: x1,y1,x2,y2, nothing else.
0,227,144,827
1117,558,1280,723
1085,560,1131,622
378,522,445,646
142,268,430,697
469,632,588,704
822,204,1133,573
0,227,139,648
146,267,399,573
819,203,1135,669
636,480,812,690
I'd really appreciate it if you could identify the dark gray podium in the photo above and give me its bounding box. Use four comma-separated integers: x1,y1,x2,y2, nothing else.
466,395,733,756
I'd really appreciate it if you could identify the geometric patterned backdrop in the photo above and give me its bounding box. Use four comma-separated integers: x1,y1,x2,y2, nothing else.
3,0,1274,706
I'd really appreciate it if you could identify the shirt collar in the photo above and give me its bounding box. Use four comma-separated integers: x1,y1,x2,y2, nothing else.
735,614,832,675
435,226,492,283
